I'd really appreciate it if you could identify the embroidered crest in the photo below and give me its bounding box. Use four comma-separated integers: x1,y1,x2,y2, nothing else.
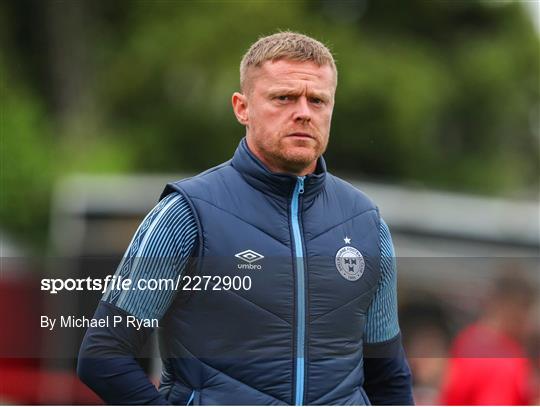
335,246,365,281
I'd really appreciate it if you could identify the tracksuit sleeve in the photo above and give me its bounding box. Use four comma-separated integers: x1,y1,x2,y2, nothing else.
363,218,414,405
77,192,198,405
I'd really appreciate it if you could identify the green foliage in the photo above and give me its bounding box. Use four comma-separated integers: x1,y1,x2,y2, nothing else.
1,61,55,247
91,0,538,193
1,0,538,248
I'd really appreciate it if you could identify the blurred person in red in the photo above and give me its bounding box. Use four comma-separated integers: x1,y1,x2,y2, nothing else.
439,271,538,405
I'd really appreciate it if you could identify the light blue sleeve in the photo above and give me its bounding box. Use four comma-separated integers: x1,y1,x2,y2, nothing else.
364,218,400,344
102,192,198,320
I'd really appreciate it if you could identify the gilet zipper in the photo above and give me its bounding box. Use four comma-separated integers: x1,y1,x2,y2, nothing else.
291,176,306,405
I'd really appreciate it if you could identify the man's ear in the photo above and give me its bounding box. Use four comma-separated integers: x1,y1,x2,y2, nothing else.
232,92,249,126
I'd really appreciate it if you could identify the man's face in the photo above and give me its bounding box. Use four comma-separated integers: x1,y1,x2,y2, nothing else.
232,59,336,175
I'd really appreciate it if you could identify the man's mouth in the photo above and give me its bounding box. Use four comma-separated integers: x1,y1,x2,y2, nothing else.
287,132,314,139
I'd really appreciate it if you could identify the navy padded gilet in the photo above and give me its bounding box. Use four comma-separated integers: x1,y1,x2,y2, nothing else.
158,138,382,405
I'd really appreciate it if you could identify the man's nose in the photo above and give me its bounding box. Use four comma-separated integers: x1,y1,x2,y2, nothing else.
293,97,311,123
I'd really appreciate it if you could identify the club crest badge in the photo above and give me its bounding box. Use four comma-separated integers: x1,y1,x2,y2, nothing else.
335,246,365,281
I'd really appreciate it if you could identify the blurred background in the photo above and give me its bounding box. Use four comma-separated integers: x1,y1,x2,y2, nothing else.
1,0,539,404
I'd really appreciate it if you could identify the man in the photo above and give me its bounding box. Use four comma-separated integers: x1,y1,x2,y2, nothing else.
439,272,537,405
78,31,413,405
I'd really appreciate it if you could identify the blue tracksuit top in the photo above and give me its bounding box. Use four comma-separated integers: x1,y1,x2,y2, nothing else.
156,138,385,405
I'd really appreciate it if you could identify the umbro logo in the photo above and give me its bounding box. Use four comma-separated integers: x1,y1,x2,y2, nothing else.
235,249,264,270
235,249,264,263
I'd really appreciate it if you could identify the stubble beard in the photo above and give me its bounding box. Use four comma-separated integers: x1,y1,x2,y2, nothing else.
266,131,328,174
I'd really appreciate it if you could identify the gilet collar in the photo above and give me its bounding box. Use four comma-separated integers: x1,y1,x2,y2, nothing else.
231,137,327,201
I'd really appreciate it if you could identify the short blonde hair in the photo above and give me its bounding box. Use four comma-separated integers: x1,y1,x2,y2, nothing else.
240,31,337,92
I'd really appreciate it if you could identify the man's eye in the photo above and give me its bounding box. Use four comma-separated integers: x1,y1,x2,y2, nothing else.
310,97,323,104
277,95,290,101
